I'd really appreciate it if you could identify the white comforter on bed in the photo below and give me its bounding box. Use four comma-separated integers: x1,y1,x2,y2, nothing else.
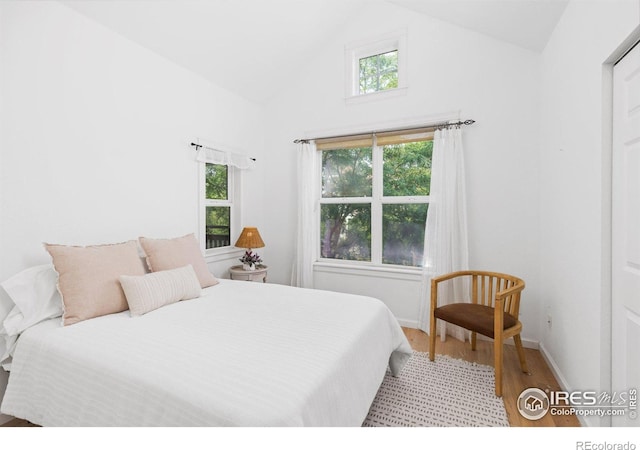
1,280,412,426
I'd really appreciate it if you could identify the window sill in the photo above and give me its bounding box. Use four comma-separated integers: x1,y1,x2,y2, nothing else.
345,86,408,106
313,260,423,281
204,247,243,263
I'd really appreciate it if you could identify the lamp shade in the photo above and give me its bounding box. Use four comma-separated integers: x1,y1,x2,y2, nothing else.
234,227,265,249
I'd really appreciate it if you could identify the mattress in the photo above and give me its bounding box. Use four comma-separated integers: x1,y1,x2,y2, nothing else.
1,280,412,426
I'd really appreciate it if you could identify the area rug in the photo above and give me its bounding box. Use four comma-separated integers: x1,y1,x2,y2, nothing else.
363,351,510,427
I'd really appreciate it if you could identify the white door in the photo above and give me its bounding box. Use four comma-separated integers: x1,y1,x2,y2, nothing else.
612,41,640,427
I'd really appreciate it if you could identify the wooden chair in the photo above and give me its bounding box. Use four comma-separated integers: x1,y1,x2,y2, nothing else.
428,270,529,397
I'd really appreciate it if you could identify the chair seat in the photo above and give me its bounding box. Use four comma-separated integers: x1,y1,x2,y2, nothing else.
434,303,518,339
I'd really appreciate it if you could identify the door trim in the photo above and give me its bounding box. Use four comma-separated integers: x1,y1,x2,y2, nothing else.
603,25,640,427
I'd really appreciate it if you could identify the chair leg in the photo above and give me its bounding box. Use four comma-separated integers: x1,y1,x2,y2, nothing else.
513,334,530,374
471,331,477,351
429,317,436,361
494,338,503,397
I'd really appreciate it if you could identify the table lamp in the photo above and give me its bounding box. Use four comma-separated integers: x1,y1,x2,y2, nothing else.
235,227,265,270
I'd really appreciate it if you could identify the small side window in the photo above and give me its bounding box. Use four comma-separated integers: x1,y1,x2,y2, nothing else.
203,163,232,249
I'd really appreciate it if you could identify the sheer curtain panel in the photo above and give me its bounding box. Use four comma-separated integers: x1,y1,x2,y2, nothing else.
418,128,470,341
291,141,319,288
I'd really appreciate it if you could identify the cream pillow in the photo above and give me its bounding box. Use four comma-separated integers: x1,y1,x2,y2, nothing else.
45,241,146,326
119,265,201,316
138,234,218,288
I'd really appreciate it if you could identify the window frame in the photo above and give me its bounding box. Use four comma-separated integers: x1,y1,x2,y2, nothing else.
317,133,431,268
345,29,407,103
198,161,241,258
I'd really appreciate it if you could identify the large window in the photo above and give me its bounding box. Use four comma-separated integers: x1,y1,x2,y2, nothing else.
318,129,432,267
203,163,232,249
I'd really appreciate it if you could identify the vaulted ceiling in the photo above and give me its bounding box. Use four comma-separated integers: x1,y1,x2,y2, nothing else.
61,0,569,104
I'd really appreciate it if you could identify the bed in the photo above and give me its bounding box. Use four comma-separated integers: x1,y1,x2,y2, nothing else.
1,279,412,426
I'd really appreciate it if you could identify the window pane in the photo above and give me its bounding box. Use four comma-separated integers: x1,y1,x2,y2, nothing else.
359,58,376,94
206,163,228,200
205,206,230,249
379,71,398,90
382,204,428,266
320,203,371,261
358,50,398,94
378,50,398,72
360,76,376,94
383,140,433,196
322,148,372,197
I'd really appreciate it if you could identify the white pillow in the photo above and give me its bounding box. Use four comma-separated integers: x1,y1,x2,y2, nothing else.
0,264,63,369
119,264,201,317
0,306,22,370
1,264,62,332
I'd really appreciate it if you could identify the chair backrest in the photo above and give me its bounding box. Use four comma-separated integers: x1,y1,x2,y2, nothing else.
468,271,525,317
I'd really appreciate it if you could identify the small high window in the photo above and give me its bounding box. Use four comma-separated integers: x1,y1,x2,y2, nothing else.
345,30,407,102
359,50,398,94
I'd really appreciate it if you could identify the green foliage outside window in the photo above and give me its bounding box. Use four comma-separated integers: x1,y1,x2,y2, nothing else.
321,148,372,260
206,163,228,200
383,141,432,196
321,203,371,261
322,147,372,197
359,50,398,94
205,163,230,249
382,203,428,266
320,140,432,267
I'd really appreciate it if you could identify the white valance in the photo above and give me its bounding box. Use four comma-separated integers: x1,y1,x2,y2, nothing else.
195,146,255,170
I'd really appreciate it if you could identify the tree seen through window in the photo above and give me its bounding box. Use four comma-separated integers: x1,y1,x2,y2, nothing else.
320,139,432,267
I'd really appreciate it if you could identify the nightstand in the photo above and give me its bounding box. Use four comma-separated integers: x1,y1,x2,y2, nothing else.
229,265,268,283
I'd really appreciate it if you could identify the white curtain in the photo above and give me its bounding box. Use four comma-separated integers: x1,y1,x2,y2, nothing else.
291,141,318,288
418,127,470,341
195,147,255,170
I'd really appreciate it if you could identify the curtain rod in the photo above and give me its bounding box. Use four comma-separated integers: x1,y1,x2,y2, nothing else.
190,142,256,161
293,119,476,144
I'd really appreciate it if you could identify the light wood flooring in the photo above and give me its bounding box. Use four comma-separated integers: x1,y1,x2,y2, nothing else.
403,327,580,426
2,327,579,427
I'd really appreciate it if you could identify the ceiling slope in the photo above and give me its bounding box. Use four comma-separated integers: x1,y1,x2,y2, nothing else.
61,0,568,104
390,0,568,52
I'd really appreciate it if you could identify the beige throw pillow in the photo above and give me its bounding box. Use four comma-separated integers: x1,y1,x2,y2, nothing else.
138,234,218,288
120,265,201,316
45,240,146,326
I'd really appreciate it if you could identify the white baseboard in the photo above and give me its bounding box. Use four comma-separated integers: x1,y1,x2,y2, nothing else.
397,319,418,329
539,342,593,427
399,323,539,349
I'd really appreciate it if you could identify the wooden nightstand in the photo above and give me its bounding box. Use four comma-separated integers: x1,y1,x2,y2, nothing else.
229,265,268,283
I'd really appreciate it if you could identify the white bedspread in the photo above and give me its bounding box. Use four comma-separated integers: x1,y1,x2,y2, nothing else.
1,280,412,426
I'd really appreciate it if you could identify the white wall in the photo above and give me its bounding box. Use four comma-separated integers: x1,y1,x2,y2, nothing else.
538,0,640,427
263,2,542,336
0,1,264,424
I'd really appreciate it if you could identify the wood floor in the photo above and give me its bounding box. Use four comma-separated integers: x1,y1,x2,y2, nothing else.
2,327,579,427
403,327,580,427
